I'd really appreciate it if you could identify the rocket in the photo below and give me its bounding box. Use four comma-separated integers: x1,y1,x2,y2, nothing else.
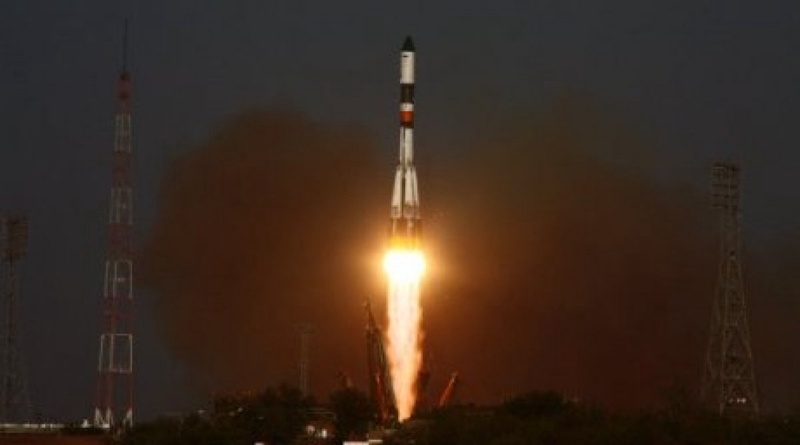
389,36,422,249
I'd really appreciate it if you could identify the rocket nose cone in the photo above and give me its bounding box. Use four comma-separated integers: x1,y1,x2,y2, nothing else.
402,36,415,52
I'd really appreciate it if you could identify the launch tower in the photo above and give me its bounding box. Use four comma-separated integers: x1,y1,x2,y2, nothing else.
365,300,396,424
701,162,759,417
93,23,135,429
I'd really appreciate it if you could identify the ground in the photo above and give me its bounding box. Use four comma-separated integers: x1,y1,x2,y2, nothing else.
0,434,107,444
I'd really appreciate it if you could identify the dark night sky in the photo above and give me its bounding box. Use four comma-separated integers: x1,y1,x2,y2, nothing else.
2,0,800,421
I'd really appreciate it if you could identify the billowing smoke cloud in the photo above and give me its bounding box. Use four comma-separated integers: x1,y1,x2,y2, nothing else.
423,99,717,410
141,102,798,412
140,109,387,396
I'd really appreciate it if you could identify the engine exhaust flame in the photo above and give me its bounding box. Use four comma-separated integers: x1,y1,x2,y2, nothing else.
384,249,425,421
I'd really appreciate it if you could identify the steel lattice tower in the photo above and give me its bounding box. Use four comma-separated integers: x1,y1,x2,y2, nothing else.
701,162,759,417
0,216,32,422
93,23,135,429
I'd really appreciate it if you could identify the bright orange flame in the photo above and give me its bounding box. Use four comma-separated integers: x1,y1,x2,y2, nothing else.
384,249,425,421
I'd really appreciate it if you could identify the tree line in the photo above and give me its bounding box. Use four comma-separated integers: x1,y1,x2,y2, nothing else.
120,385,800,445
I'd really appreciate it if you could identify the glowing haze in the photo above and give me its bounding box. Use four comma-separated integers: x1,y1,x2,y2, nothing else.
142,101,800,414
384,249,425,421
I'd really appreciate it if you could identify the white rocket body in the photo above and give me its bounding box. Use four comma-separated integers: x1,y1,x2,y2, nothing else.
389,37,421,249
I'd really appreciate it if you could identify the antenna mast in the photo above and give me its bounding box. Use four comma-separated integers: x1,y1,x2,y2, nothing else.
298,324,314,397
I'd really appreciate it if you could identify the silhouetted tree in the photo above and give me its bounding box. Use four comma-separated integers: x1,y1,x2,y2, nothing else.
329,386,373,441
123,385,312,445
122,388,800,445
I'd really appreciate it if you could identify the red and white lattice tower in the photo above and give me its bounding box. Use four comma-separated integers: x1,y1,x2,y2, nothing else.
93,23,134,429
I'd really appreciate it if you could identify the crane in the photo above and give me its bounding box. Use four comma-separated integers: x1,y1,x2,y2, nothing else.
438,372,460,408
